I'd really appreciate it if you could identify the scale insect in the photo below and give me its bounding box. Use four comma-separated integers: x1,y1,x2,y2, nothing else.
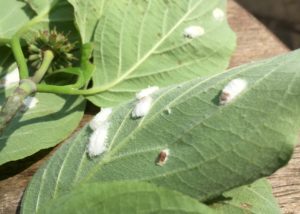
136,86,159,99
89,108,112,131
132,86,159,118
219,78,247,105
132,96,153,118
156,149,170,166
183,26,205,39
213,8,225,21
87,123,109,158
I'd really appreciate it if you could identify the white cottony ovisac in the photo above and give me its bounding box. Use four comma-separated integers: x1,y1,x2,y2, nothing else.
132,96,153,118
87,122,109,158
136,86,159,99
22,96,39,110
219,78,248,105
183,26,205,39
0,67,20,88
213,8,225,21
89,108,112,131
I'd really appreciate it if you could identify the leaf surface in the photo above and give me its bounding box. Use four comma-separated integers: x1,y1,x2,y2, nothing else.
211,179,281,214
21,50,300,213
0,91,85,165
67,0,107,43
87,0,236,107
0,0,34,40
39,181,214,214
21,0,78,42
24,0,61,14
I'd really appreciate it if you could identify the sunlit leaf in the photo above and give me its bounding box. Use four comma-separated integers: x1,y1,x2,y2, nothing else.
0,90,85,165
86,0,236,107
0,0,34,41
21,50,300,213
39,181,214,214
211,179,281,214
67,0,108,43
21,0,78,42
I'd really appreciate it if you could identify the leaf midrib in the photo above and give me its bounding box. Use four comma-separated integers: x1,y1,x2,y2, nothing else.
93,0,205,92
82,52,295,183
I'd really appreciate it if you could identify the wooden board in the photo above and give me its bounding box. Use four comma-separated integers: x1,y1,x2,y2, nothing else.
0,1,298,213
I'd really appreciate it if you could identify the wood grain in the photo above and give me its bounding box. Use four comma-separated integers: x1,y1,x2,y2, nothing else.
0,1,298,213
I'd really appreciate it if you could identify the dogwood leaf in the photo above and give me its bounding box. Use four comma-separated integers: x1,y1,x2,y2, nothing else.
20,0,78,42
39,181,214,214
0,91,85,165
21,50,300,213
211,179,281,214
0,0,34,41
67,0,108,43
86,0,236,107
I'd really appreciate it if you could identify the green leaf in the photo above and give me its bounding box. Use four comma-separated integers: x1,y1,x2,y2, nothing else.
19,0,79,42
0,0,34,41
211,179,281,214
21,50,300,213
86,0,236,107
0,91,85,165
24,0,61,14
38,181,214,214
67,0,108,43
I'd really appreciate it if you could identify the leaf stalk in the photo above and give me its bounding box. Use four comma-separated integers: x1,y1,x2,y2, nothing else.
10,36,29,79
32,50,54,83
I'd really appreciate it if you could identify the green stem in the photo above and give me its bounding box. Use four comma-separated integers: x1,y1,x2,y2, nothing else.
32,50,54,83
11,36,29,79
0,79,36,133
37,84,81,95
36,84,106,95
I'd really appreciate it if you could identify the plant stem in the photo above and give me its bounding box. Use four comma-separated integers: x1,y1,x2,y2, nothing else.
36,84,106,95
32,50,54,83
11,36,29,79
0,79,36,133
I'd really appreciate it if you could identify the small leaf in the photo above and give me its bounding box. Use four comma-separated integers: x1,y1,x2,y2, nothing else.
67,0,108,43
0,0,34,40
0,91,85,165
21,50,300,213
87,0,236,107
38,181,214,214
211,179,281,214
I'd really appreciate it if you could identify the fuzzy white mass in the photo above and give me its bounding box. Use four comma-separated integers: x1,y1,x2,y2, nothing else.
136,86,159,99
183,26,205,38
213,8,225,21
89,108,112,131
87,123,109,157
220,78,247,105
132,96,153,118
